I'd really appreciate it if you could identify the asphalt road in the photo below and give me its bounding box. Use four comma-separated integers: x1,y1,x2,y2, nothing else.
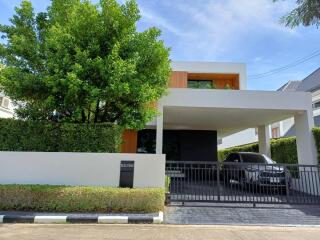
1,224,320,240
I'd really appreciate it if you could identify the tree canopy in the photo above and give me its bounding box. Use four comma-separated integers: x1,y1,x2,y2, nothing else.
0,0,171,129
275,0,320,28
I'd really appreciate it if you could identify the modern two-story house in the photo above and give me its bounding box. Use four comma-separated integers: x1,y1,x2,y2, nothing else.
120,61,317,166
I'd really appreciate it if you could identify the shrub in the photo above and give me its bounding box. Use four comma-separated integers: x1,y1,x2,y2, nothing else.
312,128,320,163
0,185,164,213
271,137,297,164
0,119,123,152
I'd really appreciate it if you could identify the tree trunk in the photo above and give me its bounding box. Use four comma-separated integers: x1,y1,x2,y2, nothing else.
87,107,91,123
81,110,86,123
94,99,100,123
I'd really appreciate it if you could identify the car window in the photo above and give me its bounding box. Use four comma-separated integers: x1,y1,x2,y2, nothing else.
226,153,240,162
263,155,275,164
241,154,266,163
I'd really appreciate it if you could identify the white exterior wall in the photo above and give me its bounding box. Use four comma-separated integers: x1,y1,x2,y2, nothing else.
280,117,294,136
258,125,271,157
0,152,166,188
160,89,312,111
294,110,317,165
218,128,258,149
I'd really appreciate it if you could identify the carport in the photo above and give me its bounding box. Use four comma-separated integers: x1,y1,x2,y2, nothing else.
153,88,317,165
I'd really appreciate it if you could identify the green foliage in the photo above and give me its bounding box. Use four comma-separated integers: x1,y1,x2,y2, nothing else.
0,0,171,129
274,0,320,28
187,80,214,89
224,84,233,89
312,128,320,162
271,137,298,164
0,118,122,152
0,185,164,213
165,175,171,192
218,137,298,164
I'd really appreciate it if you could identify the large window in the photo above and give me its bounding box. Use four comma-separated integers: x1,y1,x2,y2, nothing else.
187,80,213,89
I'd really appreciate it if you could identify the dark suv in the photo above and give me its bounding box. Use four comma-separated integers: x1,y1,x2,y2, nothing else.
223,152,291,188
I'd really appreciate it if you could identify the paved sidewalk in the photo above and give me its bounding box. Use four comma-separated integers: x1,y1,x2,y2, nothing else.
1,224,320,240
165,204,320,225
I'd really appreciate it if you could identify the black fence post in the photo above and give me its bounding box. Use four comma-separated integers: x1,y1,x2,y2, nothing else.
285,168,290,204
217,162,221,202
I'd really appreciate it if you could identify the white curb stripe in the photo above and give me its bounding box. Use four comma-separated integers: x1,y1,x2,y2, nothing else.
153,211,163,224
34,216,67,223
0,215,4,223
98,216,128,224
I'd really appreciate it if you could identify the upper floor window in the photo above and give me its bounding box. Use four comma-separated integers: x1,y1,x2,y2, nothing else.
313,101,320,109
187,80,213,89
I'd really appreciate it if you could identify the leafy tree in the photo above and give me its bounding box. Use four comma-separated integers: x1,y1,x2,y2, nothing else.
275,0,320,28
0,0,171,129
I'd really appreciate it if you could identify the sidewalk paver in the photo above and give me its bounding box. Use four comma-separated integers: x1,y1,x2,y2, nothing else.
164,203,320,225
1,224,320,240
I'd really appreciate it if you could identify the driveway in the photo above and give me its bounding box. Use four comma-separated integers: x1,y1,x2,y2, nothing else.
1,224,320,240
165,203,320,225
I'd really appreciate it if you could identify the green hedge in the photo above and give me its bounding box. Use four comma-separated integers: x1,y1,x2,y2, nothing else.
313,128,320,162
218,137,298,164
0,185,164,213
271,137,298,164
0,119,122,152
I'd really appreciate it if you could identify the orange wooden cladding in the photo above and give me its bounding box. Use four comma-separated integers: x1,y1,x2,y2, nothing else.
169,71,188,88
169,71,240,89
121,130,138,153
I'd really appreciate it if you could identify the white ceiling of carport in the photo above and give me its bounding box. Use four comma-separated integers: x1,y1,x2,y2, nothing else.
163,106,299,138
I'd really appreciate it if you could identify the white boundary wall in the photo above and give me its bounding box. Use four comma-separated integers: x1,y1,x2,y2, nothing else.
0,152,165,188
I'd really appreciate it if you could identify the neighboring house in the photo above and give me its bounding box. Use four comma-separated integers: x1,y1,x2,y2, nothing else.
272,68,320,137
120,61,316,165
0,92,14,118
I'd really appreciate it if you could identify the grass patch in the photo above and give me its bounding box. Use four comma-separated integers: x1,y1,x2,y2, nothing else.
0,185,164,213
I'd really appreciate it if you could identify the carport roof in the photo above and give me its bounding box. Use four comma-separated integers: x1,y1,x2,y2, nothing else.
157,88,313,138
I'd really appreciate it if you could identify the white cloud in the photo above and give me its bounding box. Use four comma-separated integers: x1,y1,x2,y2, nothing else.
138,0,297,60
139,6,191,38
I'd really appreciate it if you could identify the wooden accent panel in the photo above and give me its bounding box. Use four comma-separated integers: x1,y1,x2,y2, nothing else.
121,130,137,153
169,71,188,88
169,72,240,89
187,73,240,90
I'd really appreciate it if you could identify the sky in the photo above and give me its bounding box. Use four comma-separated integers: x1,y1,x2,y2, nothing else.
0,0,319,90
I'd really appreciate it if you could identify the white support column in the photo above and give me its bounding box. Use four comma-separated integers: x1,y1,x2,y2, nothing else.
258,125,271,157
294,110,317,165
156,104,163,154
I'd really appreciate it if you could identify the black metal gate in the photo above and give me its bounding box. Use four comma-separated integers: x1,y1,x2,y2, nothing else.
166,161,320,205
